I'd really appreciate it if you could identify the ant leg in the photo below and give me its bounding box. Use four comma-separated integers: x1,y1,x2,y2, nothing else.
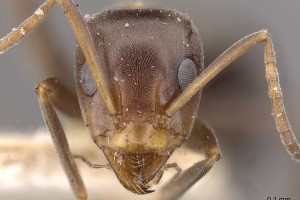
73,155,111,170
36,78,87,200
37,78,81,118
148,163,183,188
166,30,300,161
159,122,221,200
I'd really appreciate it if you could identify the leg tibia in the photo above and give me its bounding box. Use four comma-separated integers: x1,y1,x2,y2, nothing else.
36,78,87,200
159,122,221,200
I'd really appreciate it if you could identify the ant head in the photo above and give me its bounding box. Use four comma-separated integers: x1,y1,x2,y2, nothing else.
75,8,203,193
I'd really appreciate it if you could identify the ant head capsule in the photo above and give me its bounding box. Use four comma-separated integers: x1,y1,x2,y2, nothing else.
75,8,203,193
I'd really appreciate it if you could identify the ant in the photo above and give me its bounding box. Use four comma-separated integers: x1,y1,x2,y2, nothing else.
0,0,299,200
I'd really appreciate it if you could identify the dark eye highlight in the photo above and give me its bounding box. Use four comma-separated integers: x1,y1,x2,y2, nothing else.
177,59,197,91
81,63,97,96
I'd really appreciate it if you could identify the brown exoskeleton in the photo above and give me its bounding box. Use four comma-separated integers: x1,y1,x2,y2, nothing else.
0,0,300,200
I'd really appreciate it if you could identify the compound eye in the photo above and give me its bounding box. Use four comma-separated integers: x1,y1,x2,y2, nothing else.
177,58,197,91
81,63,97,96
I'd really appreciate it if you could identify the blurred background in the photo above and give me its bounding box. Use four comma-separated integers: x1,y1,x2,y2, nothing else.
0,0,300,200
